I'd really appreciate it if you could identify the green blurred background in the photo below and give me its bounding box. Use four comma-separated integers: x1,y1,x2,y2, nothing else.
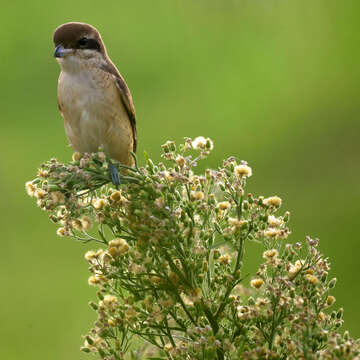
1,1,359,358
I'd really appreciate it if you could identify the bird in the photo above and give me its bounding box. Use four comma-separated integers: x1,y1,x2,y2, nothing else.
53,22,137,185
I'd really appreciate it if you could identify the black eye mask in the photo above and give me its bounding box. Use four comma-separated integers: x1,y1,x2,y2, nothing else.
78,37,101,51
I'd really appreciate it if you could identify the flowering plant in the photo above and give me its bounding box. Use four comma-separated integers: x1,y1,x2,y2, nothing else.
26,137,359,359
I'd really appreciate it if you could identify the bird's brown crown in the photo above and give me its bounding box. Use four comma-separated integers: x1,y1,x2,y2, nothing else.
53,22,105,53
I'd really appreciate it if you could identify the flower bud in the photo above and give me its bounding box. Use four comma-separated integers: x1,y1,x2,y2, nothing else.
328,278,337,289
213,249,220,259
175,155,185,167
89,301,98,310
283,211,290,222
49,215,58,223
98,348,106,357
85,336,94,345
242,200,249,210
161,143,170,153
336,308,343,319
326,295,336,306
72,152,82,162
202,260,208,272
169,141,176,151
206,138,214,150
248,297,255,305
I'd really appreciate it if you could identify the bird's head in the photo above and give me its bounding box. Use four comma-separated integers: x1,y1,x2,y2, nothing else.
53,22,108,71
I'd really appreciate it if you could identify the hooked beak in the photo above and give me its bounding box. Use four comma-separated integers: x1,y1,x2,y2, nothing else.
54,45,73,58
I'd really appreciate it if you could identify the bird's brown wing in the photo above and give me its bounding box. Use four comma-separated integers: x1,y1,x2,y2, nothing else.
57,78,64,116
113,74,137,153
101,60,137,153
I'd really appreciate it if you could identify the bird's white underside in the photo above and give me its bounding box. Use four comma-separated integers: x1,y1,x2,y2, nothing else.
57,53,132,162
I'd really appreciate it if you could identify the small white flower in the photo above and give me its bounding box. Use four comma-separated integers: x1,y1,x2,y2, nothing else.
190,191,205,201
217,201,231,211
192,136,213,150
268,215,283,228
263,249,279,259
234,164,252,178
250,278,264,289
192,136,207,149
56,227,67,237
263,196,282,207
264,228,281,238
93,198,107,210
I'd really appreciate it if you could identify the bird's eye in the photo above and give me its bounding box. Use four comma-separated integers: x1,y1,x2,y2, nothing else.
78,38,88,47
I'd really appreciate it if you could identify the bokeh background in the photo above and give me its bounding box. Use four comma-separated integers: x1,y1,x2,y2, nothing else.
1,1,359,359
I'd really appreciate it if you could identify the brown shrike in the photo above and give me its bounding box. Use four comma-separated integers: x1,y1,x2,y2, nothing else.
53,22,137,184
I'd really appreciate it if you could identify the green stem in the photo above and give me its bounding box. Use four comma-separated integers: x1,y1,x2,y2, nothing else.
175,291,197,326
164,318,176,347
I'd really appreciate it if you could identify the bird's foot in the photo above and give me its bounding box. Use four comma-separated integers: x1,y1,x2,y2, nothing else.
108,163,121,188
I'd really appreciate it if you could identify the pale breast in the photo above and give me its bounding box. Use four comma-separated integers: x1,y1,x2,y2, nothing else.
58,66,134,164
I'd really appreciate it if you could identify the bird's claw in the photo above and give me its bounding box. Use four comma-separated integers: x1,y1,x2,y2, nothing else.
108,163,121,188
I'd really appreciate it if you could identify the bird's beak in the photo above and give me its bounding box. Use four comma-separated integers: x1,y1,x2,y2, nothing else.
54,45,73,58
